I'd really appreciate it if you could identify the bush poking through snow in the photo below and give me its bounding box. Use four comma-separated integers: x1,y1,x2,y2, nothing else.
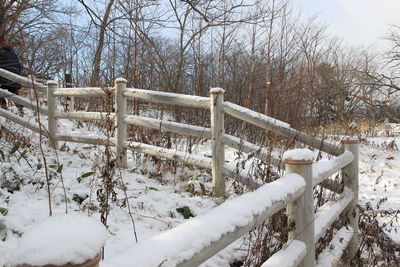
176,206,195,219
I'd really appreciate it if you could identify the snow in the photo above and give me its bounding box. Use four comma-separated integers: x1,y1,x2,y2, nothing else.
209,87,225,94
312,151,354,185
9,214,107,266
363,137,400,150
282,148,314,162
314,187,354,242
1,105,400,266
115,77,127,84
223,102,290,129
261,240,306,267
103,173,305,267
316,226,354,267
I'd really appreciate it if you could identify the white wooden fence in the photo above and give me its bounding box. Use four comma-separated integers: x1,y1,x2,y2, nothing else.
384,121,400,136
0,68,359,267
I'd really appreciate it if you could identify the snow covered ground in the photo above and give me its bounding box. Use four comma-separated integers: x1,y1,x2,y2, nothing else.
0,108,399,266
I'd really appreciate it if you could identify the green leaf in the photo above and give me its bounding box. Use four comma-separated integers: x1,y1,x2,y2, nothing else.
148,187,159,191
185,164,195,171
37,163,42,170
10,141,21,154
176,206,194,219
0,207,8,216
187,183,195,194
81,172,94,178
56,164,63,173
72,194,87,205
49,164,63,173
20,149,28,158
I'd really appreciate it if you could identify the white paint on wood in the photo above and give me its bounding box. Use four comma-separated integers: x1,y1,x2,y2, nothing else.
341,140,359,261
285,156,315,267
261,240,307,267
53,88,113,97
0,67,47,90
319,179,343,194
53,112,115,121
47,81,59,149
0,88,48,115
0,108,47,136
124,141,212,169
223,102,343,156
115,79,128,168
312,151,354,186
104,174,305,267
210,89,225,197
124,88,210,109
124,115,212,139
314,187,354,242
221,134,283,168
223,101,290,128
221,164,262,190
316,226,354,267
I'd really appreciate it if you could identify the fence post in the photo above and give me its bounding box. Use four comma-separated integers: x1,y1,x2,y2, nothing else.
284,151,315,267
210,88,225,197
27,74,36,101
47,80,59,149
341,138,359,261
115,78,128,168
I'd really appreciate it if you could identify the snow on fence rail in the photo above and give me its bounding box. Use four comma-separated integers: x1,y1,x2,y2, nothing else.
104,173,306,267
103,144,359,267
0,72,360,266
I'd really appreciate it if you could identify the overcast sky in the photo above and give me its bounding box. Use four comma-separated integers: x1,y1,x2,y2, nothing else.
294,0,400,49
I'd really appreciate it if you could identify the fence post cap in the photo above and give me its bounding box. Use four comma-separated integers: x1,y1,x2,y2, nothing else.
209,87,225,95
283,148,314,165
47,80,57,86
341,138,360,144
115,78,128,84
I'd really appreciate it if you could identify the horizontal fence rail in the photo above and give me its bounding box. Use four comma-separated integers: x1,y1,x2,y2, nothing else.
223,102,344,156
314,187,354,242
0,74,360,267
103,174,306,267
0,88,48,115
125,141,213,170
0,108,48,137
53,111,115,121
124,88,210,109
261,240,307,267
221,133,284,168
53,87,113,96
0,68,47,90
124,115,212,139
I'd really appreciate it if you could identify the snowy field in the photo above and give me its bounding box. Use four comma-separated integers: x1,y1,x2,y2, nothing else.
0,108,399,266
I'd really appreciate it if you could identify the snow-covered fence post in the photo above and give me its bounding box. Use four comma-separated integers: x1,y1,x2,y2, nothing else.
341,138,360,261
115,78,128,168
283,149,315,267
47,80,59,149
210,88,225,197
